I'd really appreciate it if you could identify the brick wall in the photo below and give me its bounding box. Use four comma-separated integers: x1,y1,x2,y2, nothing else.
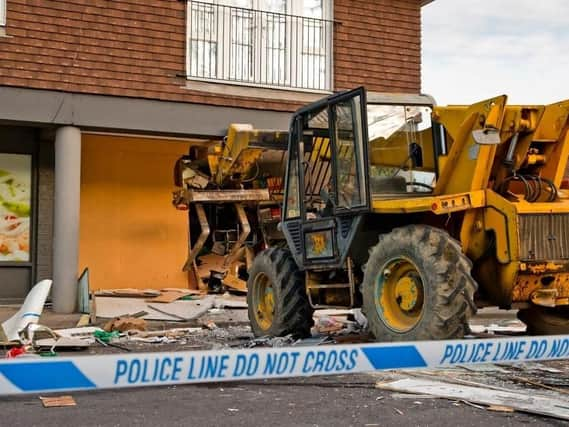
334,0,421,93
36,139,54,282
0,0,422,113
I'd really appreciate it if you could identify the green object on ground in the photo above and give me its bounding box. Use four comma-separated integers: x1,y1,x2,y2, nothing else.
93,330,119,343
180,295,197,300
39,351,58,357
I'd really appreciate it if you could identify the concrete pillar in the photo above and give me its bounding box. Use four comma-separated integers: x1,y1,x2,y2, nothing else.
52,126,81,313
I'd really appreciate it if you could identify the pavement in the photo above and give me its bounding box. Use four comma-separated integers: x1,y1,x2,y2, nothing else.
0,374,566,427
0,304,568,426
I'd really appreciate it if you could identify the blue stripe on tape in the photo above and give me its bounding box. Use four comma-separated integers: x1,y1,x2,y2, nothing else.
0,361,96,391
21,312,41,318
361,345,427,369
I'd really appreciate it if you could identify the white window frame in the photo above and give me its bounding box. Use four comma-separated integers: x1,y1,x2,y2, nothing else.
186,0,333,92
0,0,6,27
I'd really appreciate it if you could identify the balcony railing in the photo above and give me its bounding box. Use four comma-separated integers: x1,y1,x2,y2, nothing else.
186,1,333,92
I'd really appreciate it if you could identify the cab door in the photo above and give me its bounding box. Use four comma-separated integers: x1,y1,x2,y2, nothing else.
281,87,370,270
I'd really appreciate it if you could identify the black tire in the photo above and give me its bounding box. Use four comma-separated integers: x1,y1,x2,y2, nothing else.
362,225,477,341
518,306,569,335
247,248,314,338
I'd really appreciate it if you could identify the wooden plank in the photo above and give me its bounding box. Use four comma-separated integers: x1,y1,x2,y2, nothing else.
40,396,76,408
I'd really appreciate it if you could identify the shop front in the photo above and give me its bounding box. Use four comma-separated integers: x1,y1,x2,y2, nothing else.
0,127,37,301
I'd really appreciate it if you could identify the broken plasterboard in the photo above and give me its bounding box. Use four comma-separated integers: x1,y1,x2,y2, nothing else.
0,280,52,342
376,378,569,420
145,290,193,304
93,296,215,321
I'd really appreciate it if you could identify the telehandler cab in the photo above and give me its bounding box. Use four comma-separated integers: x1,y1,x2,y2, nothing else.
247,87,569,341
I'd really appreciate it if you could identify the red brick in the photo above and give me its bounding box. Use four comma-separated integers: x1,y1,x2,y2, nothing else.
0,0,423,112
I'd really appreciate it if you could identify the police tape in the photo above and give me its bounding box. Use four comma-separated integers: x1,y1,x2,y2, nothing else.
0,334,568,395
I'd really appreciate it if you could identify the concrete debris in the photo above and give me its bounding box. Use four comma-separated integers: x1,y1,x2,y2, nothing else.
293,336,335,346
245,334,297,348
204,321,218,330
377,377,569,420
130,327,203,339
0,279,52,342
129,336,180,344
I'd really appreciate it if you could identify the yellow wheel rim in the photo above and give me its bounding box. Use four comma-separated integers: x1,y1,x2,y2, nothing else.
252,272,275,331
375,257,425,333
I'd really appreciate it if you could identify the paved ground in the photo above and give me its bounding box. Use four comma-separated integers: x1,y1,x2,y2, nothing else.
0,305,567,426
1,374,565,427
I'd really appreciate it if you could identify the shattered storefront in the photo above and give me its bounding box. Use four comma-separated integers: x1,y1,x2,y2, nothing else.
0,127,211,303
78,134,194,291
0,84,293,310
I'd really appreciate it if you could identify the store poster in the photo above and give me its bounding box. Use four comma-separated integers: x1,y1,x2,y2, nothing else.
0,154,31,262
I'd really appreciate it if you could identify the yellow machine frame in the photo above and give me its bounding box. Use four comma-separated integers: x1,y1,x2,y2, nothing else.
371,95,569,308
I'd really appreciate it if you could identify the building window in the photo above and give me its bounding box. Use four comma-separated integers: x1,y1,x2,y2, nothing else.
186,0,333,92
0,0,6,27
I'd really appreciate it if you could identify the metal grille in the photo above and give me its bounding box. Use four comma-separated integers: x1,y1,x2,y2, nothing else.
187,1,333,91
518,214,569,260
339,217,352,238
286,221,303,254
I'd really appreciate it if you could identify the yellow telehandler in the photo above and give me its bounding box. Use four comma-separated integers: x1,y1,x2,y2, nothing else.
246,87,569,340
